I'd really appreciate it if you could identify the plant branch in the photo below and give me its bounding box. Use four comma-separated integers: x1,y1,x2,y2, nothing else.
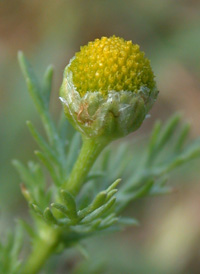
62,136,108,196
22,226,59,274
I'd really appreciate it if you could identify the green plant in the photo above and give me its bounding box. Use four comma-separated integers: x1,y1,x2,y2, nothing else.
1,36,200,274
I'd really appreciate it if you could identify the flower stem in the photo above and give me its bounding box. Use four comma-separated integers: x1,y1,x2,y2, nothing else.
23,136,107,274
22,225,59,274
62,136,108,195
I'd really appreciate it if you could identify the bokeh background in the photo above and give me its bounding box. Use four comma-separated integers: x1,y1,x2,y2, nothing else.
1,0,200,273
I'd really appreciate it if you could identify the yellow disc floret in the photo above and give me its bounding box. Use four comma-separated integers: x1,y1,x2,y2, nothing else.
69,36,156,97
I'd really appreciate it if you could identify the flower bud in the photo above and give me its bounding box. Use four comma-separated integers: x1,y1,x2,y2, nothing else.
60,36,158,141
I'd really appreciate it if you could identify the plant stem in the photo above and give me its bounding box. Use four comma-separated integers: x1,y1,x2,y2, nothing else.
23,136,107,273
22,225,59,274
62,136,108,195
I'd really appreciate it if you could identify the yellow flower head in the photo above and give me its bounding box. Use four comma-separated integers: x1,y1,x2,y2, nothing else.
60,36,158,140
69,36,156,97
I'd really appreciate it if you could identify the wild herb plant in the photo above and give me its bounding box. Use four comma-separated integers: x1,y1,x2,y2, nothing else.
1,36,200,274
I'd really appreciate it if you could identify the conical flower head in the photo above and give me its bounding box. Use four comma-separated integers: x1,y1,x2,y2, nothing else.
60,36,158,141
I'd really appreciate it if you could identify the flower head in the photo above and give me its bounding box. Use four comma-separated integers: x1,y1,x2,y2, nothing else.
70,36,155,97
60,36,158,140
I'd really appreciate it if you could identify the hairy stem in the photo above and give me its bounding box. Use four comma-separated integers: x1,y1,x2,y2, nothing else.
62,136,108,195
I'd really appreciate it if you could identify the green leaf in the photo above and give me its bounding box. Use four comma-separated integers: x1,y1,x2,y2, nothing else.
81,197,116,224
156,113,181,153
106,189,118,202
86,171,105,181
26,121,59,166
60,190,77,219
175,123,190,152
117,180,154,212
10,223,23,262
129,180,154,200
66,132,81,175
74,244,89,259
100,214,118,228
35,150,60,186
18,51,45,114
101,149,111,171
18,51,63,152
107,178,121,192
146,120,161,162
43,207,58,225
150,185,173,195
0,224,23,274
30,203,43,217
118,217,139,226
51,203,70,217
18,220,35,239
42,65,54,106
27,161,45,187
91,191,107,210
12,160,35,187
109,144,130,176
20,184,34,203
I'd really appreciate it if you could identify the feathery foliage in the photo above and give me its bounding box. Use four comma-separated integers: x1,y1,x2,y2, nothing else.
0,52,199,273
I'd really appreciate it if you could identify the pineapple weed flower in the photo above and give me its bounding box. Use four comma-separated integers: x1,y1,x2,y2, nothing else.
60,36,158,194
60,36,158,141
15,36,200,274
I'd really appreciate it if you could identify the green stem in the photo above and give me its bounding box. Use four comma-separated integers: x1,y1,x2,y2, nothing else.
62,136,108,195
23,136,107,273
22,225,59,274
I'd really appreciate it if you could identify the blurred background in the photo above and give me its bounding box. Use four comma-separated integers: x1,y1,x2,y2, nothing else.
1,0,200,273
